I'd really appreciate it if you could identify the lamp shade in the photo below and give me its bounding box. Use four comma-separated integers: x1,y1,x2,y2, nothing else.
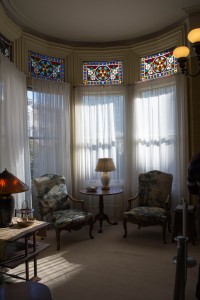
0,169,29,227
188,28,200,43
95,158,116,172
173,46,190,59
0,169,29,195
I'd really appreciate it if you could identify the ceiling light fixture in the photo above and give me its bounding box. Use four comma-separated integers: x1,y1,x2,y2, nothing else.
173,28,200,77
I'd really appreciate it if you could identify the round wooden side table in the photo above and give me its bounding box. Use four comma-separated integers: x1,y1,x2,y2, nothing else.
80,187,123,233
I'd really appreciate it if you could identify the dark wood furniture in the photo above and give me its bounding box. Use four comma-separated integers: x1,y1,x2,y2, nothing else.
172,204,196,245
0,218,50,281
80,187,123,233
0,281,54,300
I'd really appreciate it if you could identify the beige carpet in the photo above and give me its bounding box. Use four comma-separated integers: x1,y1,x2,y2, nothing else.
3,221,200,300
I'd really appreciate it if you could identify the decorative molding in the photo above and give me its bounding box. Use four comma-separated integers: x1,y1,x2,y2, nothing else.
0,3,21,41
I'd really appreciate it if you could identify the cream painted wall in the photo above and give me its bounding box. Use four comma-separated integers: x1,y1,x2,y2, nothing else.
0,3,200,158
185,10,200,157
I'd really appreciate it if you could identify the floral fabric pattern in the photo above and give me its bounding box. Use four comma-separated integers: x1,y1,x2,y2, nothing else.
138,171,173,208
34,174,94,227
53,209,93,229
43,183,70,211
34,174,65,196
34,174,70,222
123,170,173,242
124,206,166,224
33,174,94,250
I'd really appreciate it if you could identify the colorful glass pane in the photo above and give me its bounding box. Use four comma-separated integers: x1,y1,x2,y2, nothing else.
0,33,12,60
28,50,65,82
141,48,177,81
83,61,123,85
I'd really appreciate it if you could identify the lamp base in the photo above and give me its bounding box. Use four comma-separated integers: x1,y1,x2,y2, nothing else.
0,195,14,227
101,186,110,190
101,172,110,190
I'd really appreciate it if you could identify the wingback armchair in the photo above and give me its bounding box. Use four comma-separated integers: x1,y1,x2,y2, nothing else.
33,174,94,250
123,170,173,243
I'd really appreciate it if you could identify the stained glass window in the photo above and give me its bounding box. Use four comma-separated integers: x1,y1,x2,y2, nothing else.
141,48,177,81
28,50,65,82
83,61,123,85
0,33,12,60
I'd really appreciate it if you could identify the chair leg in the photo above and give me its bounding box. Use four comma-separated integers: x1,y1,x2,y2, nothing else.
163,223,167,244
89,219,94,239
56,229,61,251
123,218,127,238
168,215,171,233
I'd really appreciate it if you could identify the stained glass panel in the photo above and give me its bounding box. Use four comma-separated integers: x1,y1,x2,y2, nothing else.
141,48,177,81
0,33,12,60
28,50,65,82
83,61,123,85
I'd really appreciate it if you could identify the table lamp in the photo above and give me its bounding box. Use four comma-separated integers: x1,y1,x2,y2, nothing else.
95,158,116,190
0,169,29,227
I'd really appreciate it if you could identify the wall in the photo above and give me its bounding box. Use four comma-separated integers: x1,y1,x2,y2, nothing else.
186,8,200,157
0,3,200,161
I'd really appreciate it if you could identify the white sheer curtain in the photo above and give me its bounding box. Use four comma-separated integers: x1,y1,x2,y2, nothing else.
131,74,188,207
0,52,31,209
73,76,188,215
29,79,72,192
74,85,128,217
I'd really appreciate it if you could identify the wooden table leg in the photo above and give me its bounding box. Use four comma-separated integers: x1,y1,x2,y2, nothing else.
25,237,29,281
31,234,41,282
94,195,117,233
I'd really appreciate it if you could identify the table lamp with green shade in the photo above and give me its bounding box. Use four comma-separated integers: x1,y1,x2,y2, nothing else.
95,158,116,190
0,169,29,227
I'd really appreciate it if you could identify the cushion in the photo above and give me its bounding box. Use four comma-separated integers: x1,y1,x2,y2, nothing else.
53,209,94,229
124,206,166,223
43,183,70,211
34,175,66,197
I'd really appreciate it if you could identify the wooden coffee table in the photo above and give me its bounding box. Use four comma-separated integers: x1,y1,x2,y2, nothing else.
0,218,50,281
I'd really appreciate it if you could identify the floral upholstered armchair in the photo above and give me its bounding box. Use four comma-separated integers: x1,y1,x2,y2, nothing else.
123,170,173,243
33,174,94,250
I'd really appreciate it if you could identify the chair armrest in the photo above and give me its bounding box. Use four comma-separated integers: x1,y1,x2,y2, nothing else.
127,193,139,210
68,195,85,211
164,195,171,211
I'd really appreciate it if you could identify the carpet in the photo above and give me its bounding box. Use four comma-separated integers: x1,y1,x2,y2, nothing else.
3,222,200,300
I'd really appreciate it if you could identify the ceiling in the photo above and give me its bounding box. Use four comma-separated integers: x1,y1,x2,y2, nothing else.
1,0,200,45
